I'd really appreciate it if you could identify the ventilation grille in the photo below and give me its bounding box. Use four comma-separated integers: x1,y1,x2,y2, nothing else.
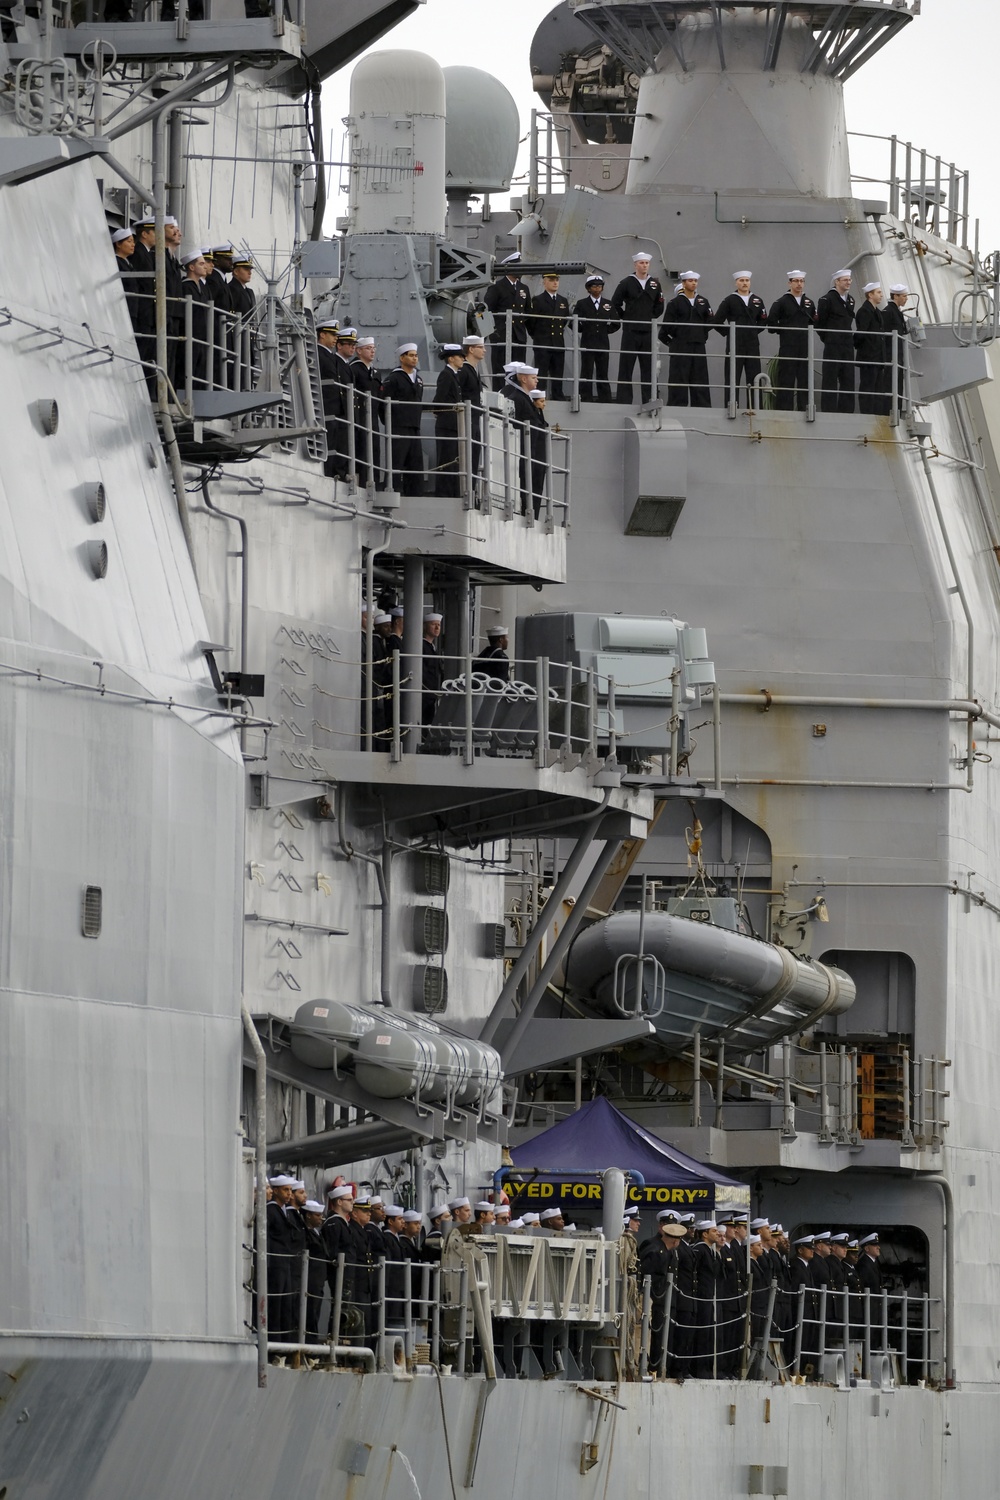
82,885,102,938
416,851,450,896
415,965,448,1015
414,905,449,955
484,922,506,960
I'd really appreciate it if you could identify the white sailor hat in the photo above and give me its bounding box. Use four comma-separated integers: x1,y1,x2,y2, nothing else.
374,613,392,626
462,334,485,346
530,389,546,402
889,283,910,294
830,1232,850,1243
440,342,464,355
383,1203,405,1217
396,341,419,355
402,1209,423,1223
304,1200,325,1213
429,1203,451,1219
862,282,881,293
772,1224,784,1234
369,1196,384,1207
673,283,683,294
163,215,179,227
487,625,508,637
180,249,204,266
495,1203,511,1215
859,1232,880,1245
787,268,807,278
521,1212,540,1225
520,365,539,377
316,319,340,332
632,250,653,262
732,269,753,279
424,612,443,623
750,1217,769,1230
540,1207,564,1221
794,1234,815,1247
502,361,520,375
390,607,405,618
833,268,852,279
328,1184,353,1200
695,1219,717,1232
111,227,133,244
749,1234,762,1245
564,1224,577,1233
268,1174,296,1187
508,1217,525,1229
448,1196,471,1210
289,1179,306,1191
679,269,701,280
474,1200,495,1213
356,336,375,348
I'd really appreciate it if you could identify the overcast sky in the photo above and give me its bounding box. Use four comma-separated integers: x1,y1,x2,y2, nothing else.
323,0,998,249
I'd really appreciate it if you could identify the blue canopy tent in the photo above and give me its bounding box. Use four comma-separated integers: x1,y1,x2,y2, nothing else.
505,1096,749,1218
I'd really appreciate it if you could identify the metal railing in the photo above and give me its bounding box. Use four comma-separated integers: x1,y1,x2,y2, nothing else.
496,310,915,425
254,1235,943,1385
849,131,970,249
679,1037,950,1149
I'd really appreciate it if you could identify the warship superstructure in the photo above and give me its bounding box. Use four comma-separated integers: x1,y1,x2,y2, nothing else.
2,0,1000,1493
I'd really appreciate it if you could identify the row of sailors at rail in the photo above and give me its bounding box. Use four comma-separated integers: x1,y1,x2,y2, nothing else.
483,250,915,413
365,606,509,741
111,219,256,397
631,1208,884,1380
317,326,552,514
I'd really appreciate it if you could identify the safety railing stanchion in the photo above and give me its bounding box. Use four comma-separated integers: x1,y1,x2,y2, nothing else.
461,400,474,509
391,648,402,762
464,647,474,767
205,299,216,392
842,1283,850,1358
639,1274,651,1378
881,1289,889,1366
727,328,738,419
502,409,514,520
901,1287,909,1382
659,1270,674,1378
890,329,899,428
331,1252,345,1363
571,314,581,413
377,1258,387,1371
505,310,512,370
544,425,554,529
793,1286,805,1376
384,399,395,495
862,1288,871,1379
457,1265,469,1374
817,1285,828,1371
691,1031,702,1128
293,1248,309,1366
184,293,194,414
403,1259,414,1357
431,1267,441,1366
921,1291,930,1382
806,323,816,422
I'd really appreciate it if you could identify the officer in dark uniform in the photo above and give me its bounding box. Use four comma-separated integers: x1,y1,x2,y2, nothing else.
768,270,817,410
692,1221,723,1377
128,218,158,396
180,250,210,390
787,1234,820,1375
528,389,550,518
351,336,383,489
112,228,140,329
348,1195,378,1343
573,274,619,403
316,319,350,480
660,270,714,407
265,1174,297,1345
458,335,487,485
714,270,768,407
422,611,444,727
473,626,510,680
882,284,913,408
610,251,664,404
530,271,570,400
816,270,856,413
163,215,186,391
855,283,890,414
503,363,543,514
432,343,465,497
201,246,233,387
381,342,425,495
226,256,257,389
484,253,531,389
672,1216,699,1377
640,1213,686,1373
